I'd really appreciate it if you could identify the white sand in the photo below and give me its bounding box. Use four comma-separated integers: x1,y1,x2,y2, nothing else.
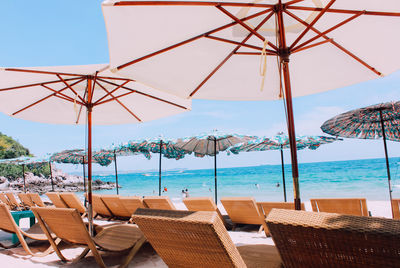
0,200,393,267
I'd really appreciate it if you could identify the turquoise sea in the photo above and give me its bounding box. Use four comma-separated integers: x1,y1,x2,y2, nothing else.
91,157,400,202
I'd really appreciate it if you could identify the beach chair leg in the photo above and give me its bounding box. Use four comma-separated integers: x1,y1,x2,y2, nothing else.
118,236,147,268
32,238,62,258
232,224,237,231
87,241,107,268
258,225,264,233
71,247,90,263
0,241,20,249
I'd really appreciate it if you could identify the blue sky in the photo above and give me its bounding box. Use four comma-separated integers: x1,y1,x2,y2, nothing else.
1,0,400,173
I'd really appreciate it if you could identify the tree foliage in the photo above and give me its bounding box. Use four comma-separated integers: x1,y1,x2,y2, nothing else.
0,132,30,159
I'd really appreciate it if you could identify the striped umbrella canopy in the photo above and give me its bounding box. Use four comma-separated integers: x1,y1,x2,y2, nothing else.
321,101,400,217
174,132,256,202
229,133,338,201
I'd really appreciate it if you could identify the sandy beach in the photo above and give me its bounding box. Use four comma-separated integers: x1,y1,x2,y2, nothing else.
0,200,392,268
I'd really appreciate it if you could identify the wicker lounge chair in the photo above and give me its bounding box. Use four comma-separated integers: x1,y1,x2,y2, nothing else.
32,207,146,268
132,208,282,268
310,198,369,216
120,196,146,215
257,202,305,236
183,197,227,225
46,192,68,208
0,203,58,256
59,192,87,216
392,199,400,219
92,194,114,219
0,193,12,209
28,193,47,207
101,195,132,220
17,193,34,207
221,197,266,232
143,196,176,210
266,209,400,267
6,193,25,210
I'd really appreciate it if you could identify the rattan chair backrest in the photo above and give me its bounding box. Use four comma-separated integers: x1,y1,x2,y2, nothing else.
310,198,368,216
132,208,246,267
92,194,113,217
6,193,21,207
183,197,225,223
59,193,86,214
46,192,68,208
221,197,264,225
267,209,400,267
18,193,34,207
0,193,11,207
391,199,400,219
120,196,145,215
28,193,46,207
143,196,176,210
101,195,131,218
0,203,19,233
32,207,90,245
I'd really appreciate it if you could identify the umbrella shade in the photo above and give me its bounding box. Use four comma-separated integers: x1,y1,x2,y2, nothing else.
102,0,400,210
50,149,116,166
321,101,400,217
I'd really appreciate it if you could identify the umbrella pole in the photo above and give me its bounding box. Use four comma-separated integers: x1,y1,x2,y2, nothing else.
159,140,162,196
280,146,287,202
379,109,394,217
87,79,94,235
48,162,54,192
82,156,87,208
114,150,119,195
22,164,26,193
277,4,301,210
214,138,217,203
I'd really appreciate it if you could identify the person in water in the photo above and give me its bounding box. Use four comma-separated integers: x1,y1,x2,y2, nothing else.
276,182,280,187
185,188,190,198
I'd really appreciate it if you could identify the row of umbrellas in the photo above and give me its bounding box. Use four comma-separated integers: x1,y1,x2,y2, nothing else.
1,0,400,233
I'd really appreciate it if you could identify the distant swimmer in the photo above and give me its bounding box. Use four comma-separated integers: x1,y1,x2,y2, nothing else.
255,184,260,189
276,182,280,188
209,188,212,192
163,187,168,192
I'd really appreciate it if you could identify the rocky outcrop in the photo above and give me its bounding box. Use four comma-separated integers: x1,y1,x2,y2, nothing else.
0,168,115,194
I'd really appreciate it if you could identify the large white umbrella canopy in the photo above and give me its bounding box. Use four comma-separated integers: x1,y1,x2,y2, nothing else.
102,0,400,209
0,63,191,233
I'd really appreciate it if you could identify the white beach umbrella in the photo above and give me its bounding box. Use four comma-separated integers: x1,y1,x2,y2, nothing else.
0,64,191,233
102,0,400,209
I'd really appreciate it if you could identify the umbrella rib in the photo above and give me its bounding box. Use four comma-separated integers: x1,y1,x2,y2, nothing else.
286,5,400,17
292,10,365,52
291,39,333,54
234,52,276,55
96,78,189,110
116,8,272,70
95,90,137,105
205,36,275,53
189,10,275,98
284,9,382,76
75,83,89,124
56,74,87,104
40,84,82,104
95,80,142,122
93,80,130,105
289,0,336,49
4,68,91,77
88,72,99,104
0,77,82,92
11,78,86,116
114,1,275,8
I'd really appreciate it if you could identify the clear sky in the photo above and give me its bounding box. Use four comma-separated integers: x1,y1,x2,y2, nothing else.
0,0,399,173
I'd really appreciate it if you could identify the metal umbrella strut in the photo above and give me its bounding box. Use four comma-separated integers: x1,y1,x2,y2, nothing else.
103,0,400,210
229,133,339,202
0,64,191,234
321,101,400,217
174,132,255,202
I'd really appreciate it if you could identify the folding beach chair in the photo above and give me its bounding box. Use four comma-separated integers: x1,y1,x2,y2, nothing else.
143,196,176,210
32,207,146,268
0,193,12,209
266,209,400,267
183,197,227,225
221,197,266,232
92,194,114,219
59,192,87,216
6,192,25,210
310,198,369,216
257,202,305,236
17,192,34,207
28,193,46,207
132,208,282,267
46,192,68,208
392,199,400,219
101,195,132,220
0,203,58,256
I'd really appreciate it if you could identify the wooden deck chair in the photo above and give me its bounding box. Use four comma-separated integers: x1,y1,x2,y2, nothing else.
310,198,369,216
46,192,68,208
391,199,400,219
32,207,146,268
0,203,58,256
0,193,12,209
92,194,114,219
59,192,87,216
143,196,176,210
267,209,400,267
17,193,34,207
101,195,131,220
221,197,267,232
132,208,282,267
28,193,46,207
183,197,227,225
119,196,145,215
6,193,25,210
257,202,305,236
